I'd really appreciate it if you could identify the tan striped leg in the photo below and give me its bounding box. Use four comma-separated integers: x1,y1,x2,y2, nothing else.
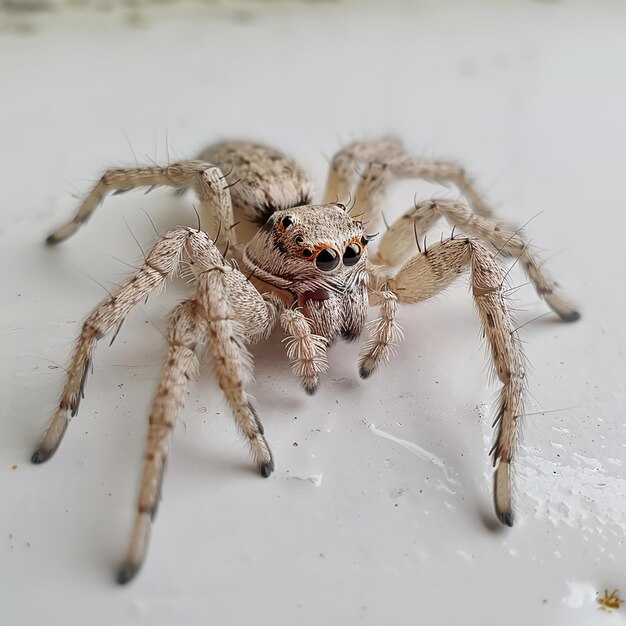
31,228,196,464
380,198,579,321
375,199,443,267
384,238,525,526
117,300,204,585
46,160,234,249
323,138,493,232
195,267,275,475
323,138,403,201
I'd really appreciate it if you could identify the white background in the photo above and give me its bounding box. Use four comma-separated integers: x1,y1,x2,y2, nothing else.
1,2,625,624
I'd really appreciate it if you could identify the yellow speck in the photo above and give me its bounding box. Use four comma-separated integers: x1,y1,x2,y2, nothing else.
11,465,17,470
597,589,623,611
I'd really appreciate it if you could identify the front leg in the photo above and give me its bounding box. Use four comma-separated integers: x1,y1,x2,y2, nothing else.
381,237,524,526
195,268,275,476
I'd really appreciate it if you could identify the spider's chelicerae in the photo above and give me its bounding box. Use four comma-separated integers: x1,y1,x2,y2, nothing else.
32,138,579,583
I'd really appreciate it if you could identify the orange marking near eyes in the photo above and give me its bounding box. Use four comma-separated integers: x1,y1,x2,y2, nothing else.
301,244,336,261
349,236,365,251
301,240,364,261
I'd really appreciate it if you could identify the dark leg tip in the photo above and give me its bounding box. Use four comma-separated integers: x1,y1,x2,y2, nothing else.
358,365,372,380
45,233,62,246
560,310,581,323
260,460,274,478
303,385,317,396
116,563,140,585
496,510,514,528
31,448,54,464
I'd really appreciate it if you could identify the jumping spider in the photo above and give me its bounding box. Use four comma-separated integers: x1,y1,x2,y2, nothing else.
32,138,579,583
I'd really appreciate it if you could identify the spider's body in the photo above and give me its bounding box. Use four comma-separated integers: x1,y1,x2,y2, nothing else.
33,139,579,584
199,140,314,225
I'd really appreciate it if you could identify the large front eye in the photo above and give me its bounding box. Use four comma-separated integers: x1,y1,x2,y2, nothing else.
315,248,340,271
343,243,362,266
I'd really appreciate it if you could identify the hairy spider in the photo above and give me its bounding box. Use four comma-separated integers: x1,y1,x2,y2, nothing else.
32,138,579,584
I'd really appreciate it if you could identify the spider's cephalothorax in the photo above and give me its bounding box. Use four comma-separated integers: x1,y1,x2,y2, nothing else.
33,138,580,583
244,204,370,342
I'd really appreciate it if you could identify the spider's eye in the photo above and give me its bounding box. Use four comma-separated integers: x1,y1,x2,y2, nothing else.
295,236,304,245
315,248,340,271
281,216,293,228
302,248,313,257
343,243,362,266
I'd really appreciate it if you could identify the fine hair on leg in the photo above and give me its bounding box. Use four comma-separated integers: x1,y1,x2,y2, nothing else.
377,198,579,321
31,228,196,464
46,161,233,247
383,237,525,526
118,300,204,584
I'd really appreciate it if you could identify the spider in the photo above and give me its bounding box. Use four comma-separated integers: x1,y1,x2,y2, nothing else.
31,138,579,584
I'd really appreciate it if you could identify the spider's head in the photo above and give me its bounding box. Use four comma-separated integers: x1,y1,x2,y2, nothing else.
243,203,374,294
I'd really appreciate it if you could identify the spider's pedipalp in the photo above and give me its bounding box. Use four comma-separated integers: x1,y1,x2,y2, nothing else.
358,290,402,379
280,308,329,395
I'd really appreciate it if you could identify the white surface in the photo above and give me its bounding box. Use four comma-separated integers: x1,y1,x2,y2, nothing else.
1,2,625,625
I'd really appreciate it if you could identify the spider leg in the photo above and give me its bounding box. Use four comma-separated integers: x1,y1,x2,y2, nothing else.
378,198,579,321
195,265,275,475
31,228,199,463
46,160,234,249
118,299,204,585
324,140,579,321
323,138,493,229
381,237,524,526
121,249,278,582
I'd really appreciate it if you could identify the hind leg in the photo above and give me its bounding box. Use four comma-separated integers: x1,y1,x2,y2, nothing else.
47,160,234,249
323,138,493,229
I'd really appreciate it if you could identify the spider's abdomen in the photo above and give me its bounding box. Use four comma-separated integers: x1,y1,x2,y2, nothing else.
198,141,314,226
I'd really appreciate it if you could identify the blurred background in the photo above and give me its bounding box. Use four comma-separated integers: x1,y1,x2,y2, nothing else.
1,1,624,625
